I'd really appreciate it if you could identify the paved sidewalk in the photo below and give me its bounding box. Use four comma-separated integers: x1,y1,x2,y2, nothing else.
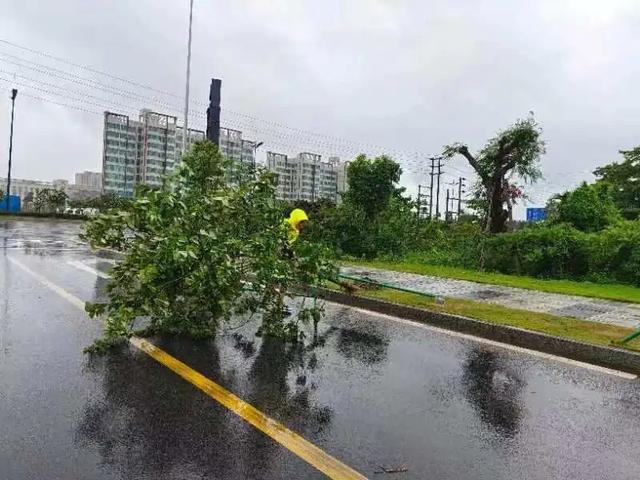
342,266,640,329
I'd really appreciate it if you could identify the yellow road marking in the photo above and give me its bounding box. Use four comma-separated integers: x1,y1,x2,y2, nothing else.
8,256,368,480
129,337,367,479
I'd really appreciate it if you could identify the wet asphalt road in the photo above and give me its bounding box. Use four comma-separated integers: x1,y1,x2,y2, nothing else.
1,218,640,480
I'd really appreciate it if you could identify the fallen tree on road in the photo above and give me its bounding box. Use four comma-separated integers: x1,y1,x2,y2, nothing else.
82,141,336,352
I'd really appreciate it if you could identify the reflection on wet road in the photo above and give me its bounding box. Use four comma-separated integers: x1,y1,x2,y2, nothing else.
2,218,640,479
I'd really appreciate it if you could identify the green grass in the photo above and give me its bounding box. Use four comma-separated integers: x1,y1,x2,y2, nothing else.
345,259,640,304
354,287,640,352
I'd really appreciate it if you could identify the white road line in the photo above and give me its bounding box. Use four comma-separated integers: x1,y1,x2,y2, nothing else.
329,302,638,380
8,256,367,479
92,257,117,265
8,257,86,311
67,260,111,279
10,255,636,381
1,247,86,252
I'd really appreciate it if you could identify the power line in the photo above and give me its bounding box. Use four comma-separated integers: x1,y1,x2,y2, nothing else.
0,50,437,169
0,80,570,206
0,68,209,125
0,75,135,115
0,41,461,165
0,38,598,198
0,81,103,115
4,40,582,201
0,38,183,100
0,52,181,111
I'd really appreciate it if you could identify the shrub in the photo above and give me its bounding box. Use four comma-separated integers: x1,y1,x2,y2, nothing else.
553,182,621,232
587,221,640,285
406,221,486,269
483,223,589,278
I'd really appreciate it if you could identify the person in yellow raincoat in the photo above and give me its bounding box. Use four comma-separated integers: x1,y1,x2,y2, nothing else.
282,208,356,295
272,208,309,319
285,208,309,245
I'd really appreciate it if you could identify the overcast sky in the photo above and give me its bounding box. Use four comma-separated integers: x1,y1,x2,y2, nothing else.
1,0,639,215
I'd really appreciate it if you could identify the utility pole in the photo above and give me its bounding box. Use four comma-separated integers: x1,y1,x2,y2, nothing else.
417,185,429,219
446,176,466,221
457,176,466,217
418,184,432,219
445,189,450,221
182,0,194,155
435,157,443,219
5,88,17,208
428,157,435,218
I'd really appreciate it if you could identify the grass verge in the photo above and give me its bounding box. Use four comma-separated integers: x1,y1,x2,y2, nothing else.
352,287,640,352
345,259,640,304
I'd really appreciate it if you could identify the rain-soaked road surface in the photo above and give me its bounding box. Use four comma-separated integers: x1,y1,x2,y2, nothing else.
1,217,640,479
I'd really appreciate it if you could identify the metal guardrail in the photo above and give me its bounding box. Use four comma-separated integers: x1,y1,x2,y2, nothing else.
620,328,640,345
337,273,442,301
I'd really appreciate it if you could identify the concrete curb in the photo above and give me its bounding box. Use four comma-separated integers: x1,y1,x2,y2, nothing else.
316,288,640,375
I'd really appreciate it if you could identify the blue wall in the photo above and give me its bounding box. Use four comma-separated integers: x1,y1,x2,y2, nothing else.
0,195,21,213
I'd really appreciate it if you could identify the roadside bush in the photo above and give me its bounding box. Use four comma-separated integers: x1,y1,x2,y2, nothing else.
587,221,640,285
310,197,424,259
551,182,621,232
483,223,589,278
400,220,640,286
406,221,485,269
371,198,422,258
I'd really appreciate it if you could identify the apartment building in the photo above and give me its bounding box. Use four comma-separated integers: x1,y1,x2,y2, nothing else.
102,110,204,196
0,178,52,202
266,151,342,202
266,152,296,200
0,177,101,202
102,110,255,196
75,171,102,189
219,128,257,166
335,158,350,202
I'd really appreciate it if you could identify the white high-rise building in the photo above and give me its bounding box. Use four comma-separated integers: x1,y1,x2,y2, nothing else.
75,171,102,189
0,176,102,203
0,178,52,202
267,151,342,202
102,110,255,196
219,128,258,167
336,159,350,203
102,110,204,196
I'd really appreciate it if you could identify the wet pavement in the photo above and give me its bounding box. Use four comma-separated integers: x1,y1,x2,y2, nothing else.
342,266,640,328
2,217,640,479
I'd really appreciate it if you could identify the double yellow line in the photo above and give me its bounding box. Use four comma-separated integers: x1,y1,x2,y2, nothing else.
8,257,367,480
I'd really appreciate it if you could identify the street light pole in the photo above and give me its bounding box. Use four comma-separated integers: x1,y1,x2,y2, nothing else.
5,88,17,208
182,0,194,156
253,141,264,169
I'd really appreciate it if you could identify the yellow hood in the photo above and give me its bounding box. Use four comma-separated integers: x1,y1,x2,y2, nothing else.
286,208,308,244
288,208,309,229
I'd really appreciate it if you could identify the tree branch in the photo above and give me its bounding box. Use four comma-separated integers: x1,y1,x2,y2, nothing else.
456,146,487,183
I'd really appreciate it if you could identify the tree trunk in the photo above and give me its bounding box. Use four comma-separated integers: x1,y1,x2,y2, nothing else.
487,182,508,233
